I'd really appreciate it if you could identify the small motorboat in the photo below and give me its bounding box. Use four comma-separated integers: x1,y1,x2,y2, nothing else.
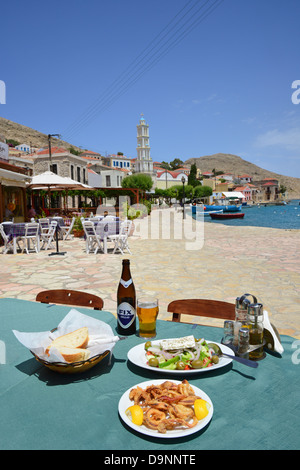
210,212,245,220
196,210,224,217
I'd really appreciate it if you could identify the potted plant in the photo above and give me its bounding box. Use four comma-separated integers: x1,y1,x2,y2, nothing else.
72,216,84,238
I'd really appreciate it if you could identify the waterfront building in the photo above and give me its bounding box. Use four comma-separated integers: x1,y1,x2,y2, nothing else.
156,170,188,189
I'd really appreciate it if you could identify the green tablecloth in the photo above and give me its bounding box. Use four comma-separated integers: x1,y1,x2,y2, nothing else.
0,298,299,451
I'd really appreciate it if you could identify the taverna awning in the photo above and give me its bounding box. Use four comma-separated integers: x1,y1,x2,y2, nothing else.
222,191,244,199
0,168,31,187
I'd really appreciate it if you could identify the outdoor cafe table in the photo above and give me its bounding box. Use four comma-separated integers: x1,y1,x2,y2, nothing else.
0,297,299,451
2,222,40,254
91,217,120,254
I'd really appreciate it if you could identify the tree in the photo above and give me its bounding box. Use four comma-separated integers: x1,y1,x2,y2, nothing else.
193,185,212,199
69,146,81,156
169,158,184,170
188,163,201,187
279,184,287,194
160,161,171,170
121,173,153,192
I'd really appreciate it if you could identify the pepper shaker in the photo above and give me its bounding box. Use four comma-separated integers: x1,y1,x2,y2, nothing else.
237,327,250,359
223,320,234,347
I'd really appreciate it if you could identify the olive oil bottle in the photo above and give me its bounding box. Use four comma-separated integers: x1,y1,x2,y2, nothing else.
248,303,264,360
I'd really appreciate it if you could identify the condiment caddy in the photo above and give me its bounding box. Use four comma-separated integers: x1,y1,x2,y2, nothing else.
221,293,284,361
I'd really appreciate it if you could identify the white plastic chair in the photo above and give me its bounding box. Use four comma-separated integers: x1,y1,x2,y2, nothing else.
20,223,40,254
40,221,57,250
82,221,104,254
0,223,20,254
38,218,50,235
107,220,132,254
60,216,75,240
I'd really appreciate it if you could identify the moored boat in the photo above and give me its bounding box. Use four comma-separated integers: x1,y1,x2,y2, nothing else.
210,212,245,220
196,210,224,217
191,204,241,214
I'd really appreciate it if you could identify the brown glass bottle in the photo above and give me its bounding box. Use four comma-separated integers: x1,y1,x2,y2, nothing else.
117,259,136,335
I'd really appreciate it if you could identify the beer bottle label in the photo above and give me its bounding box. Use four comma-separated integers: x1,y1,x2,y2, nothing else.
120,278,133,289
117,302,136,329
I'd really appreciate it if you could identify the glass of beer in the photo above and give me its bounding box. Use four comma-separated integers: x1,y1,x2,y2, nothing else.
137,297,159,338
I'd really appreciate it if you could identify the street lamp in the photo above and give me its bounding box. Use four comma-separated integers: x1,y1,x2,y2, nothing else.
48,134,61,173
181,176,186,219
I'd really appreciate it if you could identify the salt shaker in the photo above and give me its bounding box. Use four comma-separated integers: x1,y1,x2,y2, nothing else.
237,327,250,359
247,303,264,360
223,320,234,346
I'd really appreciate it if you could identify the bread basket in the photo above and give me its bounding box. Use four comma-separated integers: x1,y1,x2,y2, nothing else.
30,326,111,374
31,349,110,374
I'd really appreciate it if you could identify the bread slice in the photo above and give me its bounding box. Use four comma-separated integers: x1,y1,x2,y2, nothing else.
46,327,89,355
56,347,91,363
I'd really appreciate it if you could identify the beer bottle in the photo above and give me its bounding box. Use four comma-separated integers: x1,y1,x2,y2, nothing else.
117,259,136,335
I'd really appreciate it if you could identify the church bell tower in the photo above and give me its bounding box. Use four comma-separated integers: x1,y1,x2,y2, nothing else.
136,114,154,174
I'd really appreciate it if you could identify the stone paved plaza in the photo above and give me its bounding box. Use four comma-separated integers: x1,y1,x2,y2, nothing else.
1,208,299,338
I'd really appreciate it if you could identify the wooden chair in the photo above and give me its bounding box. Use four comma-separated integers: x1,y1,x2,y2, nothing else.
36,289,104,310
167,299,235,324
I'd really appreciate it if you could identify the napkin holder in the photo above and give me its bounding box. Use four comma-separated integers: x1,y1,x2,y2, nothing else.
263,310,284,355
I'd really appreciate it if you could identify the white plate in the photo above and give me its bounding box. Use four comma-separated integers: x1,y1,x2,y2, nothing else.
118,379,213,439
127,339,233,375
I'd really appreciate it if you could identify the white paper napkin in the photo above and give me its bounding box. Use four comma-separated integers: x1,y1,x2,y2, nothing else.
13,308,117,363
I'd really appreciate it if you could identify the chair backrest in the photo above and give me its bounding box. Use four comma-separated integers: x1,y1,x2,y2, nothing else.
167,299,235,323
68,217,75,229
46,221,57,237
38,218,49,229
36,289,104,310
0,224,9,243
25,222,39,237
119,220,132,237
83,220,96,237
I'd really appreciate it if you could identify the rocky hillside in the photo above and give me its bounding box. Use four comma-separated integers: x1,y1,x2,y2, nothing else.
185,153,300,198
0,117,81,152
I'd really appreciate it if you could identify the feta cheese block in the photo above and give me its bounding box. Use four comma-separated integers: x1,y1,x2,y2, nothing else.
161,335,195,350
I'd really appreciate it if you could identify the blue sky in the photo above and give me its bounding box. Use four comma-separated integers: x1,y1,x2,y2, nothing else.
1,0,300,177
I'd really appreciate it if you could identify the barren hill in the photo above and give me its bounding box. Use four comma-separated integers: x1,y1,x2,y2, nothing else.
185,153,300,198
0,117,82,152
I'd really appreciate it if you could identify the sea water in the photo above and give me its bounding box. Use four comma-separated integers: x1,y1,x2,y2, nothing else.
190,199,300,230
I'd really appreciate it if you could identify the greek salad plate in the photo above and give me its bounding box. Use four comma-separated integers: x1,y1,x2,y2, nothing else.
127,338,233,375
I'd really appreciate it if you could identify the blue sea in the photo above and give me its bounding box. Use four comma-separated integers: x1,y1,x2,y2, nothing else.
190,199,300,230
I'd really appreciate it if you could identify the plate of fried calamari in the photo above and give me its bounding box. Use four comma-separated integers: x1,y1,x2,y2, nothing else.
118,379,213,438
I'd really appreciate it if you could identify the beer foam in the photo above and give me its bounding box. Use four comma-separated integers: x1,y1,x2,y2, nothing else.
138,300,157,308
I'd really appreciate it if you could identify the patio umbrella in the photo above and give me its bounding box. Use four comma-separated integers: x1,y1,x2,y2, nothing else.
27,172,92,257
27,170,93,215
28,171,92,189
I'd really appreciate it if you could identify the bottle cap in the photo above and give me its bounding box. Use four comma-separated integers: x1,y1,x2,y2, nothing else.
235,296,250,309
239,327,250,338
248,303,263,317
236,293,257,309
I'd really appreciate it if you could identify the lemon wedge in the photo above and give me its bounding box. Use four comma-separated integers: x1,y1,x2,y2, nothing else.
125,405,144,426
194,399,210,420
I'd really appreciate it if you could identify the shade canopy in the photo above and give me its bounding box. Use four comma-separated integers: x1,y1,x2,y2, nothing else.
28,171,92,189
